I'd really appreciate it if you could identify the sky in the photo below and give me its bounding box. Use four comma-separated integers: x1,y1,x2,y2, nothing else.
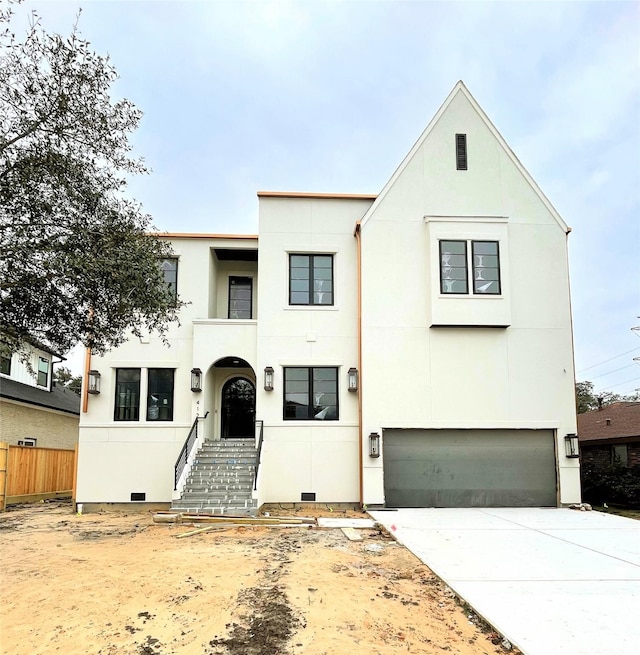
11,0,640,395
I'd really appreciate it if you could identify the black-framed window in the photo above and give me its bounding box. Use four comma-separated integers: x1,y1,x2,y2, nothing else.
114,368,141,421
440,240,468,294
37,357,49,387
147,369,175,421
289,254,333,306
0,352,11,375
440,239,501,295
228,276,253,319
284,367,338,420
456,133,467,170
160,258,178,303
472,241,501,294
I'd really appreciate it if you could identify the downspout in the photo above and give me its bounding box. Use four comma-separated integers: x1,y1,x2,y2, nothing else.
354,221,364,508
82,347,91,413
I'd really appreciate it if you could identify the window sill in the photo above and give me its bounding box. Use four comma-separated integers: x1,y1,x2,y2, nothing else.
438,294,504,300
283,306,339,312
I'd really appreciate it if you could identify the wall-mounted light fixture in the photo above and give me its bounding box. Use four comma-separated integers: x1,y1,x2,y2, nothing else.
347,367,359,392
564,433,579,458
369,432,381,458
190,368,202,393
87,370,101,394
264,366,274,391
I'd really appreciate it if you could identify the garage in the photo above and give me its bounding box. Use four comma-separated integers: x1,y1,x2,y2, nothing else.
383,429,557,507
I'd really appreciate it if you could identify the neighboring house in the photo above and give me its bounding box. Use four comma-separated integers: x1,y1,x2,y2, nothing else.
578,402,640,471
0,343,80,449
76,81,580,512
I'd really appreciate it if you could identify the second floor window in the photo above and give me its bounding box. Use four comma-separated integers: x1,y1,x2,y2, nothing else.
37,357,49,387
440,240,501,295
289,254,333,306
160,258,178,303
0,352,11,375
229,277,253,319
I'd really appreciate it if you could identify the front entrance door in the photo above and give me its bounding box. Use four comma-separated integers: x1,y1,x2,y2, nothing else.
221,377,255,438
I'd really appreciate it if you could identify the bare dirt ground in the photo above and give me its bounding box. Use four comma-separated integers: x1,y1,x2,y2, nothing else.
0,501,519,655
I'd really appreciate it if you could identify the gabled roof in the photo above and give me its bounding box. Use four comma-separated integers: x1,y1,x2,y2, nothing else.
0,377,80,416
578,402,640,443
359,81,570,233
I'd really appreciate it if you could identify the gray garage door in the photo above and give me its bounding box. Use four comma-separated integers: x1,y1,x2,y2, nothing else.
383,429,557,507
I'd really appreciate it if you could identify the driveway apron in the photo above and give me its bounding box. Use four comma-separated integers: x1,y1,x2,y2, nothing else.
370,508,640,655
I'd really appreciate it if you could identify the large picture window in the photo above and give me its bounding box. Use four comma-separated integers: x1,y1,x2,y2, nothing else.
440,240,501,295
114,368,141,421
147,369,175,421
289,254,333,306
284,367,338,420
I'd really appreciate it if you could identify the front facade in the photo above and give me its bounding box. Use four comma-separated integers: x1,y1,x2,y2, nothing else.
0,343,80,449
76,82,581,510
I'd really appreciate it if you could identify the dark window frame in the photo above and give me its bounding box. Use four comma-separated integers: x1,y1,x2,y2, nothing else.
146,368,175,422
439,240,468,295
228,276,253,319
440,239,502,296
471,240,502,295
114,368,141,422
456,133,468,170
283,366,339,421
611,444,628,467
160,257,178,304
289,254,334,306
0,353,11,376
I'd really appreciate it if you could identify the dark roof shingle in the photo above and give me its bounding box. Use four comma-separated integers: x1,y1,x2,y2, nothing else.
577,402,640,443
0,377,80,415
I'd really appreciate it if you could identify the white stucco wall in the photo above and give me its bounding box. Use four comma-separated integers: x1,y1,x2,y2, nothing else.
359,86,579,505
255,197,373,504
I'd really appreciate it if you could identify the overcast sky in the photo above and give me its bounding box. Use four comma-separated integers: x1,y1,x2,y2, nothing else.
15,0,640,395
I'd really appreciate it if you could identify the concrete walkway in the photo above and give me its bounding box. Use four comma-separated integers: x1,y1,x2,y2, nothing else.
370,508,640,655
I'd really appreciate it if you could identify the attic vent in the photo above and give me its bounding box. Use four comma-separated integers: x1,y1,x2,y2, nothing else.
605,419,611,426
456,133,467,170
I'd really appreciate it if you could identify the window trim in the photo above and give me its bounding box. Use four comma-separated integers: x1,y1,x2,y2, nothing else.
283,366,339,421
289,254,334,306
440,239,501,296
37,357,50,388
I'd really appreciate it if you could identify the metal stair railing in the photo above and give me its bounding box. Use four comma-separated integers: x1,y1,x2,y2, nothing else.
253,419,264,491
174,412,209,490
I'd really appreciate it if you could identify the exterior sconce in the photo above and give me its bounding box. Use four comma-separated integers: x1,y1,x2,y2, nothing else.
264,366,274,391
87,370,101,395
564,433,579,458
347,367,359,392
369,432,381,458
190,368,202,393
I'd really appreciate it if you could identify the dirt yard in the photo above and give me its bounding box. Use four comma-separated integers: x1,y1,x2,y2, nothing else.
0,501,518,655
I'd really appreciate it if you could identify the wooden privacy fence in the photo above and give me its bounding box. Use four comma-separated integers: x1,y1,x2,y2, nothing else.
0,442,77,510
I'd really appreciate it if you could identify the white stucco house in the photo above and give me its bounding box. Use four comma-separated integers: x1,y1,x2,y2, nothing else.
76,82,581,513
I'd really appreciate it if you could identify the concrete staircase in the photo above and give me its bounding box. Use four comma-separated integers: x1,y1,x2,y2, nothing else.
171,438,257,515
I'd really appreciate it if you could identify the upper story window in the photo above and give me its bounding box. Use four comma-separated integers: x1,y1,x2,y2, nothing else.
160,258,178,303
147,369,175,421
289,254,333,306
284,367,338,420
229,276,253,319
0,352,11,375
37,357,50,387
456,133,467,170
114,368,141,421
440,240,501,295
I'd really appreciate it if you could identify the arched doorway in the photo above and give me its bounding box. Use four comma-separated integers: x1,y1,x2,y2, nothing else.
221,377,255,438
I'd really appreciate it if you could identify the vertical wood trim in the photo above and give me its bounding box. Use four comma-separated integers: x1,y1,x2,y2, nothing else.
82,347,91,413
0,442,8,512
72,443,79,508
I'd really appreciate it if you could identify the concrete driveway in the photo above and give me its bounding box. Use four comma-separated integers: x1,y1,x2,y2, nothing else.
369,508,640,655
